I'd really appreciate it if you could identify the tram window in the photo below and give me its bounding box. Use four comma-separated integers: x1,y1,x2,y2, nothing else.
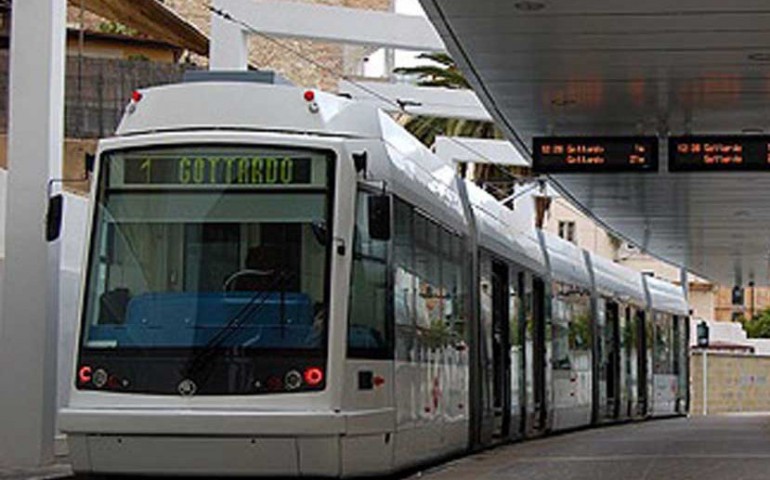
394,199,416,360
444,235,467,343
80,146,332,353
414,216,442,331
552,283,591,370
348,191,390,358
392,198,468,358
394,199,415,326
653,313,674,374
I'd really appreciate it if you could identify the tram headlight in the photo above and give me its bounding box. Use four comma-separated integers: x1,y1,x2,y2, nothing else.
92,368,108,388
284,370,303,390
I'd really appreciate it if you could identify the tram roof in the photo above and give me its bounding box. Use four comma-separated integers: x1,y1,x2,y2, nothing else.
541,232,592,288
644,275,689,316
421,0,770,285
113,81,470,235
466,181,548,275
117,82,389,139
589,252,647,306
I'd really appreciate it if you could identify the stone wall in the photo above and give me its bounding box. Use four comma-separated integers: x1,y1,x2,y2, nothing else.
690,351,770,415
127,0,392,91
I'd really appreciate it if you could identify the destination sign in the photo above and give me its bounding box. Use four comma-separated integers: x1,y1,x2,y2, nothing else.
532,137,658,174
669,136,770,172
122,155,314,186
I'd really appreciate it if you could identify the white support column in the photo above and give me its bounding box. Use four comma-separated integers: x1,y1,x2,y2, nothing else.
0,0,65,468
702,350,708,416
210,3,249,71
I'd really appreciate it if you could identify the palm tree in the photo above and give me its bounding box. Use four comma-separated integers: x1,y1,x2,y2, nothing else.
394,53,501,146
394,53,521,196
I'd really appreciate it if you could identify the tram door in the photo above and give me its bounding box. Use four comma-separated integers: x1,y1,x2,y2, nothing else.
604,301,621,420
531,277,548,433
636,310,649,416
673,316,689,414
491,262,511,438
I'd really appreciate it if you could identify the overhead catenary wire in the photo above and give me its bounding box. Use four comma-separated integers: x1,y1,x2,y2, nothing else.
207,4,531,191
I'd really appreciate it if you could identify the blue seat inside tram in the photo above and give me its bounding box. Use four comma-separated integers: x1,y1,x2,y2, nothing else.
87,292,317,348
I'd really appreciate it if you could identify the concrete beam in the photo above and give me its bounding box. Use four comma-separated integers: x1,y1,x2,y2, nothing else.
211,0,445,70
0,0,65,468
210,8,249,70
338,80,492,122
434,136,530,167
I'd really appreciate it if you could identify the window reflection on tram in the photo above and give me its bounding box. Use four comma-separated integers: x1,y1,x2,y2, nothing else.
77,146,332,395
391,198,469,426
551,284,591,372
653,313,675,375
551,283,592,419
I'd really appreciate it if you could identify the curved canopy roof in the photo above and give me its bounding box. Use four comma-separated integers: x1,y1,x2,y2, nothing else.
421,0,770,285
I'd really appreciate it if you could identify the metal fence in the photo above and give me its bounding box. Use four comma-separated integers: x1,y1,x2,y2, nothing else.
0,51,198,138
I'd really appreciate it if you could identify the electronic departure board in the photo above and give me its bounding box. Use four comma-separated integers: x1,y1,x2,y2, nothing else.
532,136,659,174
668,136,770,172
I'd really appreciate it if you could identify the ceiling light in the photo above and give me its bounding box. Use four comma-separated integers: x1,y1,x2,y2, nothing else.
551,98,576,107
748,53,770,62
514,1,546,11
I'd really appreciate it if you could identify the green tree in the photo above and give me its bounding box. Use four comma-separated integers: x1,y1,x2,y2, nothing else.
394,53,501,147
98,21,138,37
743,309,770,338
394,53,514,192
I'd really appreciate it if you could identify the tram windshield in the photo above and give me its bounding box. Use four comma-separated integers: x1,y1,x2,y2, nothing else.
79,145,332,363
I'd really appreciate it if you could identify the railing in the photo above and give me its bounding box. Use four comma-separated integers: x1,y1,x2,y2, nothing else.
0,51,198,138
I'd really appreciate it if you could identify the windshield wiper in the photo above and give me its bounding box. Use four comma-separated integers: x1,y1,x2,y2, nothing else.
183,270,294,377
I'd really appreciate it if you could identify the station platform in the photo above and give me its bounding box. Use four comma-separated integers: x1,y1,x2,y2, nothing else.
0,463,70,480
408,415,770,480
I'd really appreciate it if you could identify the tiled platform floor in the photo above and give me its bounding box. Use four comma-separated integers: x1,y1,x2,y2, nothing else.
408,415,770,480
6,415,770,479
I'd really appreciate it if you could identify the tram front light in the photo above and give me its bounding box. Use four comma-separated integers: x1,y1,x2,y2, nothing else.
304,367,324,387
266,376,283,391
303,90,319,113
285,370,303,390
92,368,108,388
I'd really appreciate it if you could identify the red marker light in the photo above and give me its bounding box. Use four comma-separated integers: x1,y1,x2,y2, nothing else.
107,375,121,389
373,375,386,387
78,366,92,384
304,367,324,386
303,90,315,102
131,90,143,103
266,376,283,391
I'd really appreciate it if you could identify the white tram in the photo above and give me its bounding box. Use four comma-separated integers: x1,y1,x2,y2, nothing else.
60,78,689,477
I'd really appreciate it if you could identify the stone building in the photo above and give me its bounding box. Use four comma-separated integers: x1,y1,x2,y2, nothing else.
68,0,392,91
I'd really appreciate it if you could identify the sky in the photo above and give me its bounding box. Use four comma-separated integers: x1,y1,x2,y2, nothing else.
362,0,439,79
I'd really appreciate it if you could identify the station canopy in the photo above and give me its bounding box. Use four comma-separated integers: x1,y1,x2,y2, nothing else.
421,0,770,285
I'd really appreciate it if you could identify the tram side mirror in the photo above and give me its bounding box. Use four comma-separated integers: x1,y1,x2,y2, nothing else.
46,194,63,242
85,153,96,175
352,151,368,176
368,194,392,241
696,321,710,348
